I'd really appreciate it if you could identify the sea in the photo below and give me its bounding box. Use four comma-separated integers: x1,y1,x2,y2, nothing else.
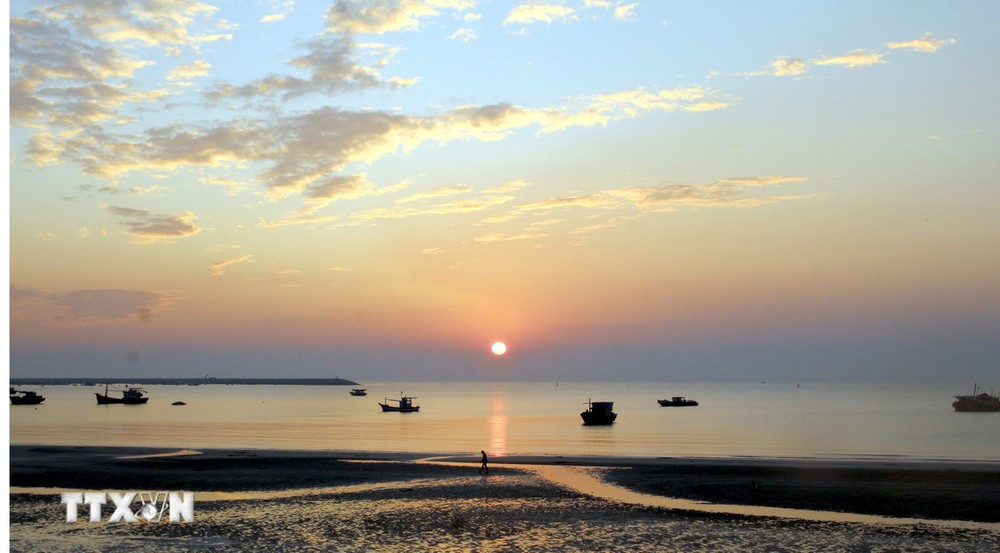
9,381,1000,462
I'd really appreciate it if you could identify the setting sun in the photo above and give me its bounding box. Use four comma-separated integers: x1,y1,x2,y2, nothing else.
491,341,507,356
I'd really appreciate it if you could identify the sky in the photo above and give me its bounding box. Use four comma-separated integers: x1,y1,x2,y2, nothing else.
7,0,1000,382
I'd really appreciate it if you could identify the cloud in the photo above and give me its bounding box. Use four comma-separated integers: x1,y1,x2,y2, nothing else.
448,28,477,42
10,17,165,128
504,2,577,25
11,286,172,326
718,176,807,186
613,3,638,21
104,205,201,243
210,254,254,276
325,0,476,35
484,179,531,194
474,231,545,242
354,194,515,220
206,37,395,100
768,57,808,77
482,176,810,231
304,174,374,206
396,185,472,204
24,82,729,205
166,59,211,81
261,13,288,24
256,214,338,229
609,176,810,210
752,34,953,79
199,176,247,196
53,289,169,322
38,0,232,48
886,33,957,53
814,48,886,68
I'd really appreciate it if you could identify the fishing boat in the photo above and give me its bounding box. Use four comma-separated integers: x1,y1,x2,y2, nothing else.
580,399,617,425
349,388,368,396
658,396,699,407
95,383,149,405
953,384,1000,412
10,387,45,405
379,394,419,412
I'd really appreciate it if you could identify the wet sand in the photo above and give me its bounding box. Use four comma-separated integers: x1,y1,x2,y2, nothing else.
10,446,1000,551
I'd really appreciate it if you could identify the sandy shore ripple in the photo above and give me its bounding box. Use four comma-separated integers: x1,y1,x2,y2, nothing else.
10,446,1000,552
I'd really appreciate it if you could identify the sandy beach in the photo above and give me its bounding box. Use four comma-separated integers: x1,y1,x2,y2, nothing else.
10,445,1000,551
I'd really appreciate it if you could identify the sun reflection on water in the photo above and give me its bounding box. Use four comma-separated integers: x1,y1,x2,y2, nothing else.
488,389,508,456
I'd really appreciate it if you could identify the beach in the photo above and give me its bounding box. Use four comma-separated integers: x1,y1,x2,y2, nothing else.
10,446,1000,551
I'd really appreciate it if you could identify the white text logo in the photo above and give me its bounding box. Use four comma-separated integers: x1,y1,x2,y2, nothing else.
61,491,194,523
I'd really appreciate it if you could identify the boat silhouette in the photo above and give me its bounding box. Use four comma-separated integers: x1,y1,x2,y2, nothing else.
95,383,149,405
379,393,419,412
581,399,617,425
10,387,45,405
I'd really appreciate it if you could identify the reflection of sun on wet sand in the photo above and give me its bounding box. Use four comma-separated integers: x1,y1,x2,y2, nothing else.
116,449,203,460
10,446,1000,551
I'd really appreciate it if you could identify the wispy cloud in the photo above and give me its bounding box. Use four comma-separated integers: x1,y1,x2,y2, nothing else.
814,48,886,68
261,13,288,24
354,194,515,220
484,179,532,194
11,285,172,327
166,60,211,81
480,176,810,234
448,28,477,42
256,214,337,229
104,205,201,243
751,34,955,78
613,3,638,21
768,57,808,77
37,0,233,48
210,254,254,276
326,0,476,35
504,2,577,25
206,38,402,101
37,82,729,207
199,176,247,196
886,33,957,53
396,185,472,204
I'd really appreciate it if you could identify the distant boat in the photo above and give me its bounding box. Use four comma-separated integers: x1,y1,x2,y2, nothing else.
10,387,45,405
581,399,617,425
95,383,149,405
350,388,368,396
172,401,187,406
658,396,699,407
953,384,1000,412
379,393,419,412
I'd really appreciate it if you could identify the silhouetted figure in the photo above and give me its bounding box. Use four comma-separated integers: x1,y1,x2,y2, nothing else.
479,450,488,474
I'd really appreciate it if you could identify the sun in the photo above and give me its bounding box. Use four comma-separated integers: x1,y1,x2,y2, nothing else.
490,341,507,356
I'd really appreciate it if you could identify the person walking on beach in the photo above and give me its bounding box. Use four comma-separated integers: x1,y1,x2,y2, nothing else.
479,450,488,474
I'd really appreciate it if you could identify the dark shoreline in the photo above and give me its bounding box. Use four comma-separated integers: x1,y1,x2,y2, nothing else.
9,377,359,386
11,445,1000,523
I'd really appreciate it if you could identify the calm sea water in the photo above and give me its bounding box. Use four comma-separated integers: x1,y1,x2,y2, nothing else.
9,381,1000,461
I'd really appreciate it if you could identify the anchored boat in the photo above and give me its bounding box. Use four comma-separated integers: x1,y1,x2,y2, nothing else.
95,383,149,405
379,393,419,412
10,387,45,405
658,396,699,407
953,384,1000,412
581,399,617,425
350,388,368,396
